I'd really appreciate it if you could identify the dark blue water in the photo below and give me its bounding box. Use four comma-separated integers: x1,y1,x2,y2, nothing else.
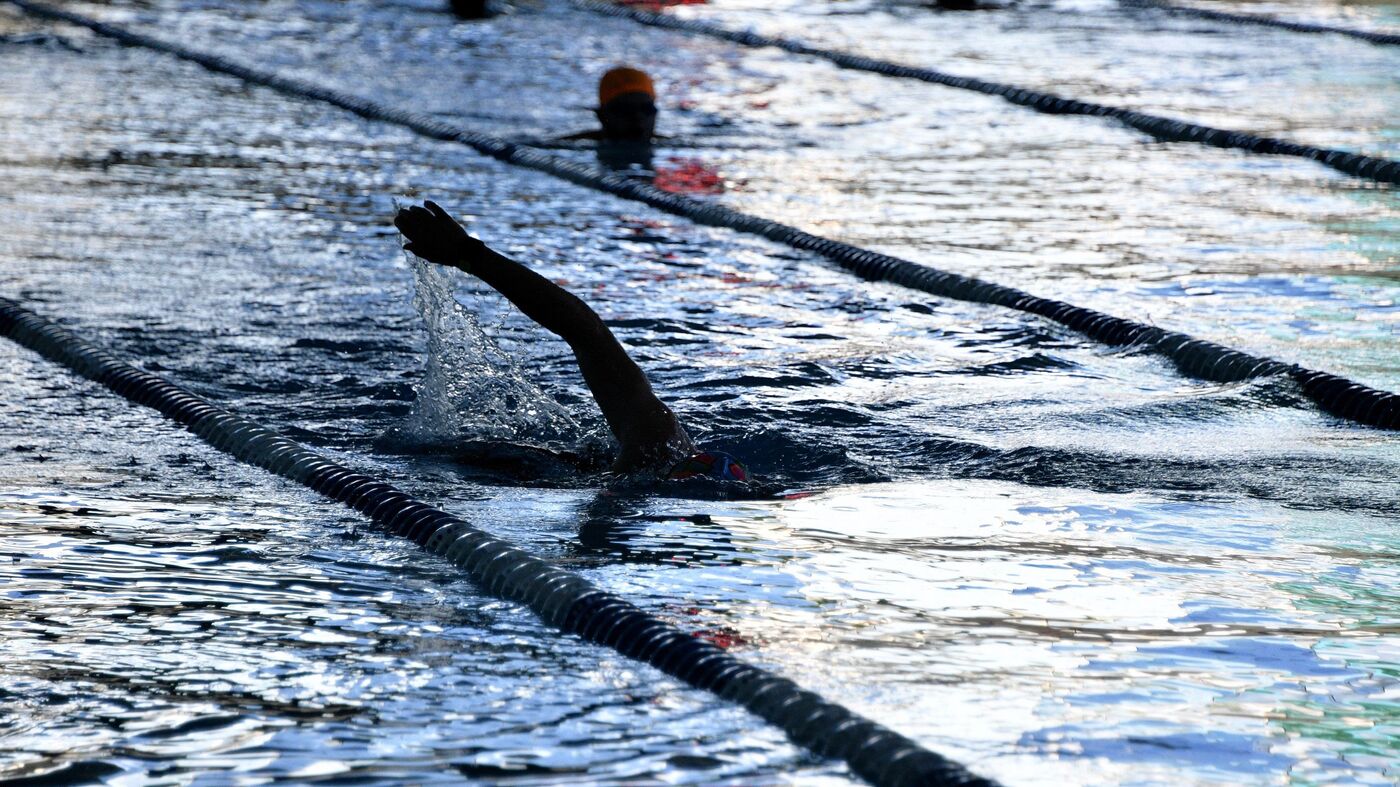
1,0,1397,783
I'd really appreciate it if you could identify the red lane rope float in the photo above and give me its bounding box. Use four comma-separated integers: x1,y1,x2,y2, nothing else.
654,157,726,194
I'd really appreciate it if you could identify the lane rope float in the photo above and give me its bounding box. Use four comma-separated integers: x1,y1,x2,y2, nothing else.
0,297,997,787
1122,0,1400,47
7,0,1398,431
568,0,1400,187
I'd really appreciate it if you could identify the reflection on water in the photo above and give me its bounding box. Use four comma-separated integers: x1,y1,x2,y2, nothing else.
1,0,1398,784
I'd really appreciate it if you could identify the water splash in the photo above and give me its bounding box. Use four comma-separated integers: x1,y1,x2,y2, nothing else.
388,257,583,450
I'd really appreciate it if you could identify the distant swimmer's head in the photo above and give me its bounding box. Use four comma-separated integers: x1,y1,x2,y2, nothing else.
667,451,751,482
448,0,492,19
596,66,658,142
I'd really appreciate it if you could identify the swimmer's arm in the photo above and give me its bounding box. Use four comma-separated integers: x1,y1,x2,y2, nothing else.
471,248,688,453
394,202,690,467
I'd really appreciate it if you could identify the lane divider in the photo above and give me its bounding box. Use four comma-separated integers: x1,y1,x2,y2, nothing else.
1123,0,1400,47
8,0,1397,432
569,0,1400,187
0,296,997,787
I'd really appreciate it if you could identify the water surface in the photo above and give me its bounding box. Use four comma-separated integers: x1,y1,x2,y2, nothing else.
1,1,1397,784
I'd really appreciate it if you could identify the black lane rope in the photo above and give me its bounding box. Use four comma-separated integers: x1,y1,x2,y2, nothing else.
0,297,997,787
8,0,1398,432
569,0,1400,187
1122,0,1400,47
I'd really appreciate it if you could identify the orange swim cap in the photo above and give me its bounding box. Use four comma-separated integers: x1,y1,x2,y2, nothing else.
598,67,656,107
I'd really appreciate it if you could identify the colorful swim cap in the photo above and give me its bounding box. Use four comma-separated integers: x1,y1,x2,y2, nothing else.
599,66,656,107
668,451,750,482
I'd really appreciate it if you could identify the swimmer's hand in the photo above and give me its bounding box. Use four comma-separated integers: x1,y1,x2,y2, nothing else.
394,200,488,272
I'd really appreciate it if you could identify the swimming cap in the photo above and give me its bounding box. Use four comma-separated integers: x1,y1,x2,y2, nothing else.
599,67,656,107
667,451,750,482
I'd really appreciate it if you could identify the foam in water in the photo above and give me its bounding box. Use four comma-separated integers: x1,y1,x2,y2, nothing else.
389,256,583,450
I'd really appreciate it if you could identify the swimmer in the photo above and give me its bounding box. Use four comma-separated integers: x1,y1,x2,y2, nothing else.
560,66,660,143
448,0,492,19
393,200,749,482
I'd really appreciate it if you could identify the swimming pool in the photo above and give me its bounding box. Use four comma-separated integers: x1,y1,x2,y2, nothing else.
2,0,1397,783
